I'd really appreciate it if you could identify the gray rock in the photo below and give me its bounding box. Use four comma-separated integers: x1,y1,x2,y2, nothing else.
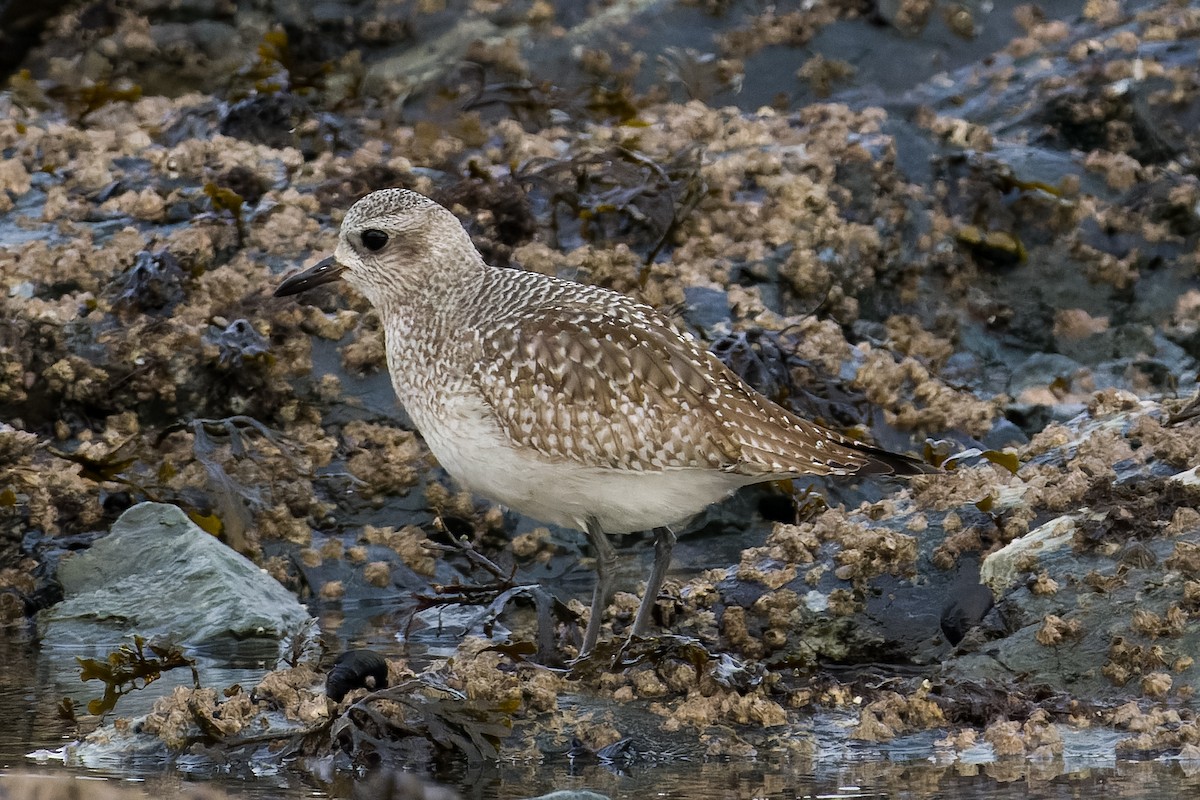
980,514,1080,595
1009,352,1085,395
683,286,732,335
39,502,313,657
981,418,1028,449
361,17,499,101
1056,324,1156,366
939,419,1200,702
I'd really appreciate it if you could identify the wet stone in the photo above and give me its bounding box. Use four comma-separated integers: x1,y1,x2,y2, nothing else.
38,502,314,657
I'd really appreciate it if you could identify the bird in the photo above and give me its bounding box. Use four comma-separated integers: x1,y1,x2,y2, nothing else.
274,188,930,658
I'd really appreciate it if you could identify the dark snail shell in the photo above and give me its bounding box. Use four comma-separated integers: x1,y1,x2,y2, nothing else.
326,649,390,702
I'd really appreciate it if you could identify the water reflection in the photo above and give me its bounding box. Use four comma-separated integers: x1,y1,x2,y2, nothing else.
5,620,1200,800
436,756,1200,800
0,633,69,764
6,758,1200,800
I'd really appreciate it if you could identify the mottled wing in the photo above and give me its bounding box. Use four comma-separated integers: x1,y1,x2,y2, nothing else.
474,307,740,471
472,300,898,477
708,366,915,477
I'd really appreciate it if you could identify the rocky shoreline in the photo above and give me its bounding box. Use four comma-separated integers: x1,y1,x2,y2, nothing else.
1,0,1198,788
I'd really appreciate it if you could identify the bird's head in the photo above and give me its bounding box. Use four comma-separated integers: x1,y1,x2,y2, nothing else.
274,188,482,307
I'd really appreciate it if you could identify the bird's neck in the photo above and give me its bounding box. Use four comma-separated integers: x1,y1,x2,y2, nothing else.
377,259,489,400
380,254,486,318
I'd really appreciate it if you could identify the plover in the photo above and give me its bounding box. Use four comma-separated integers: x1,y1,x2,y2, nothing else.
275,188,928,657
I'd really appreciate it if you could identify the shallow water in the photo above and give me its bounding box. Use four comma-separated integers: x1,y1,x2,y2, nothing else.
4,616,1200,800
8,743,1200,800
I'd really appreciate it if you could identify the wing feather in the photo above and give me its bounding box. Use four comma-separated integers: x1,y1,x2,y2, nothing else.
471,296,921,477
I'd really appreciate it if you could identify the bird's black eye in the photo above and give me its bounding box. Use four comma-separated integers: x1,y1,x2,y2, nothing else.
361,229,388,252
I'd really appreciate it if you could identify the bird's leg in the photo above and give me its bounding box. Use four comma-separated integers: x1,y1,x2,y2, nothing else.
580,518,618,658
630,526,676,639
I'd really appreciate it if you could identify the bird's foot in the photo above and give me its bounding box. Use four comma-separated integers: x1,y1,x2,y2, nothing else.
566,633,709,678
565,638,623,679
611,632,709,671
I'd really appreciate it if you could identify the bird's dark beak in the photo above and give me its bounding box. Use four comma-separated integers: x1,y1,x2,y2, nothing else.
274,256,345,297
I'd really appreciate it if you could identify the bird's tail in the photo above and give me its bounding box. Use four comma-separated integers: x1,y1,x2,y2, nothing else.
837,439,938,476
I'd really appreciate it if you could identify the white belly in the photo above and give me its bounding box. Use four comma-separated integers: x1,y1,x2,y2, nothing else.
412,395,745,534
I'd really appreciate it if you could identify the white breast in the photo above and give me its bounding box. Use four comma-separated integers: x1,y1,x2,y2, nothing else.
412,393,745,534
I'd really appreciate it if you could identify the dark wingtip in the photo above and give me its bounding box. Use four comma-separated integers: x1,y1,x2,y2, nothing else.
851,443,940,476
274,256,344,297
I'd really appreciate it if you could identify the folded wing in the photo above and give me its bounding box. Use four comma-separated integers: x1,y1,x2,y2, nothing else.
471,297,926,478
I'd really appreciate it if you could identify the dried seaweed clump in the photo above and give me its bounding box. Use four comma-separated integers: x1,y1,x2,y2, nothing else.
851,686,946,741
140,686,255,749
1,438,100,539
342,421,424,499
830,520,919,583
853,348,1000,437
360,524,436,576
